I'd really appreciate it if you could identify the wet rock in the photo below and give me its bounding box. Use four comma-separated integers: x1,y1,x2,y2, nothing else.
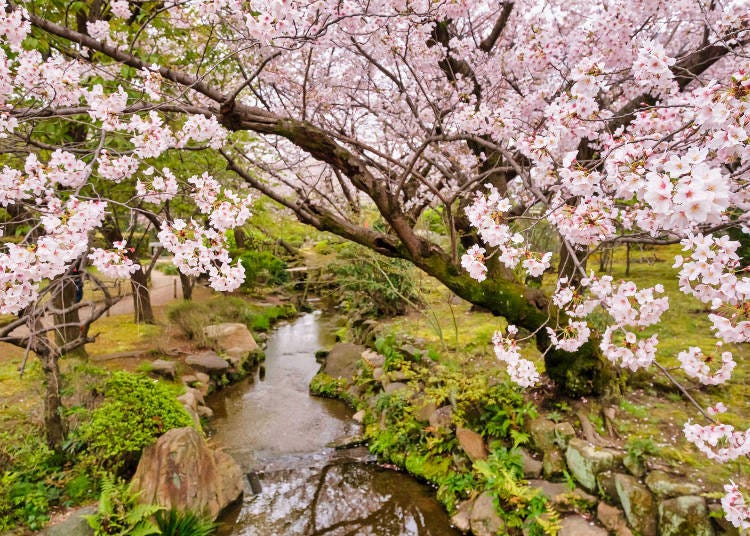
43,505,96,536
197,405,214,419
456,427,488,462
323,343,365,379
519,448,543,479
554,422,576,449
528,418,557,452
558,515,608,536
596,470,619,504
186,351,229,375
131,427,243,520
352,409,366,423
150,359,177,380
645,470,703,498
315,349,329,362
658,496,714,536
326,434,367,449
360,348,385,369
429,406,453,429
566,438,618,492
542,449,565,479
597,502,633,536
470,491,505,536
615,473,657,536
451,499,474,533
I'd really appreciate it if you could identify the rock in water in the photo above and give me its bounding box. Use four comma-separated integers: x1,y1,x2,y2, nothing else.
130,427,243,520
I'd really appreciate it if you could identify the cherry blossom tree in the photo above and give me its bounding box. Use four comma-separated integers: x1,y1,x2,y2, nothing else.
1,0,749,524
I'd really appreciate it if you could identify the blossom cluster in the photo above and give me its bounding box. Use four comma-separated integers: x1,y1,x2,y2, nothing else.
492,326,540,388
88,241,141,279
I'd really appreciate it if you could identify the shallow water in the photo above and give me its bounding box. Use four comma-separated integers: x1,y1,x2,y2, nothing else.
207,312,458,536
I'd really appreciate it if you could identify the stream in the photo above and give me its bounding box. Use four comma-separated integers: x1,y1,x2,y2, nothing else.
207,312,458,535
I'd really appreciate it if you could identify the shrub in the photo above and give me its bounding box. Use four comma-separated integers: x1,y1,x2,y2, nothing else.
238,250,288,288
77,372,193,476
325,242,421,317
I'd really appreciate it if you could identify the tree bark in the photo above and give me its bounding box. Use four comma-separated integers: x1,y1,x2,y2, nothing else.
179,272,194,301
130,268,155,324
51,274,87,359
39,350,65,452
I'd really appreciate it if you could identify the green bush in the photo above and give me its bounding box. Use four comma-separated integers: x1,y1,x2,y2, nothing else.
77,372,193,476
238,250,288,288
325,243,421,317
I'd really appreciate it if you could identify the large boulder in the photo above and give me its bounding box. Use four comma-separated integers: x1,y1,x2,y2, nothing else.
42,505,96,536
470,491,505,536
566,438,620,492
130,427,243,520
528,418,557,452
186,351,230,375
150,359,177,380
658,496,715,536
615,473,657,536
203,323,258,368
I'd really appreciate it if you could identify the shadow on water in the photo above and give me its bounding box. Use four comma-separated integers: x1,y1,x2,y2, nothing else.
208,312,458,535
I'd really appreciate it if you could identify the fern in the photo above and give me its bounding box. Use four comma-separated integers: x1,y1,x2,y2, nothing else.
84,474,162,536
155,508,216,536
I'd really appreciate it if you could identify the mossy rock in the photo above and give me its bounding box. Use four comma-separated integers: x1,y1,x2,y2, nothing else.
565,439,619,492
658,496,714,536
615,473,657,536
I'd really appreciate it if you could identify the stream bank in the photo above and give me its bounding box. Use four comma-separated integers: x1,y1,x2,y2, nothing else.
207,312,457,535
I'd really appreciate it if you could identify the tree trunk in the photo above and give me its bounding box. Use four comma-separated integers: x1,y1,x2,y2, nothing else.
39,351,65,452
130,268,155,324
179,272,193,301
52,274,87,359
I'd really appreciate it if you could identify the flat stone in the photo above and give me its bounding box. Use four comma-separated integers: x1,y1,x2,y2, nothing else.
520,448,543,479
352,409,366,423
456,427,488,462
558,515,608,536
597,502,633,536
429,406,453,429
326,434,367,449
566,438,618,492
645,470,703,498
615,473,657,536
470,491,505,536
323,343,365,379
658,496,714,536
150,359,177,379
186,351,229,374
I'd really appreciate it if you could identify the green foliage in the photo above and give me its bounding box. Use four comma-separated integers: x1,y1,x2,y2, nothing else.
155,262,180,276
84,475,162,536
167,297,296,342
0,432,61,531
309,373,346,398
624,436,658,469
238,250,288,288
154,508,216,536
374,335,407,371
324,242,422,317
77,372,193,476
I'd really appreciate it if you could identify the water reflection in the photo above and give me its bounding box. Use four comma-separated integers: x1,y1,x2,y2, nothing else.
232,463,456,536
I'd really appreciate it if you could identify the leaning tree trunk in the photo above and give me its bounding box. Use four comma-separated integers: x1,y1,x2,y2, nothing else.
130,268,155,324
51,274,87,359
